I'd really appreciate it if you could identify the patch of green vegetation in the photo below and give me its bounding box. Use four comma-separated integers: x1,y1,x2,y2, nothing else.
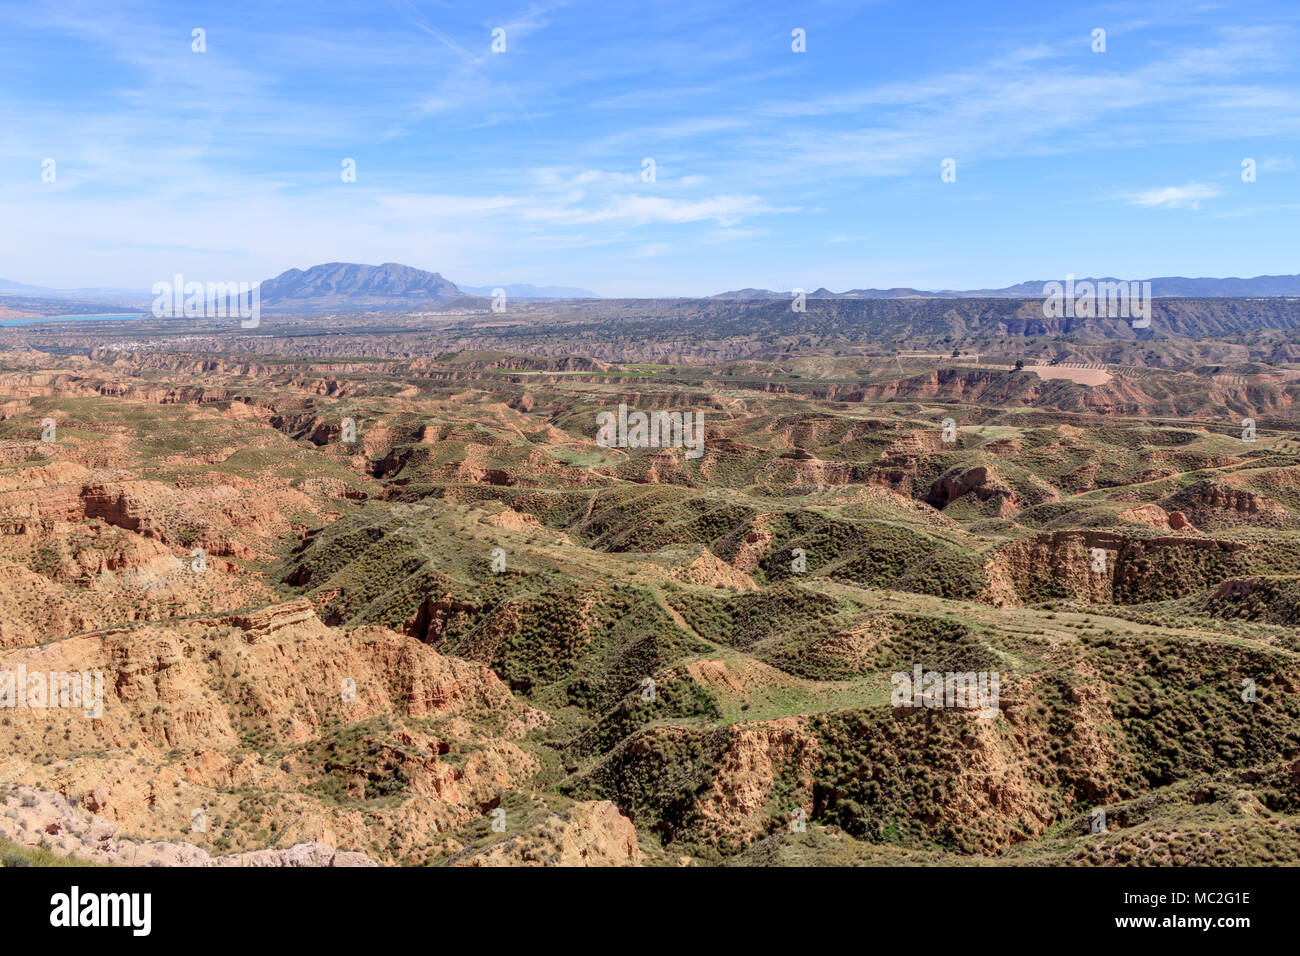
302,717,414,807
0,836,105,867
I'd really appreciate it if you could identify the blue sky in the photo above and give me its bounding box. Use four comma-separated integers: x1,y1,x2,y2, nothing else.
2,0,1300,296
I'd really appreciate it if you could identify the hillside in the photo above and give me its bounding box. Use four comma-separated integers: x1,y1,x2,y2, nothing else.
1,305,1298,867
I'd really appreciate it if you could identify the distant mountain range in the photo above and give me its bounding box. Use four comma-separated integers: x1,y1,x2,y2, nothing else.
711,274,1300,299
0,279,152,309
0,279,49,294
255,264,601,311
0,263,600,314
7,265,1300,315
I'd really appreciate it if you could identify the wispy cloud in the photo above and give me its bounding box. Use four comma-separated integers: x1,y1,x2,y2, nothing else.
1126,184,1222,209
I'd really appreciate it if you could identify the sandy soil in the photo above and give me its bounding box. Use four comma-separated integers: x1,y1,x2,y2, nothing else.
1026,365,1112,385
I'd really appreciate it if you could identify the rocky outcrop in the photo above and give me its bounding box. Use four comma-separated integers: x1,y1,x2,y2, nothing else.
865,430,946,495
222,599,320,642
985,529,1249,606
0,602,546,863
926,464,1020,515
730,514,775,573
672,548,759,590
454,801,642,867
693,718,821,843
0,786,376,866
1199,575,1300,625
585,718,820,851
1119,503,1196,531
1162,480,1292,529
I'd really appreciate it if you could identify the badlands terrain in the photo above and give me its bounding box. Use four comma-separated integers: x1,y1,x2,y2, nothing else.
1,296,1299,867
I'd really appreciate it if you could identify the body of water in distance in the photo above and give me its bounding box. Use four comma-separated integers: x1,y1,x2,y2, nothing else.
0,313,143,327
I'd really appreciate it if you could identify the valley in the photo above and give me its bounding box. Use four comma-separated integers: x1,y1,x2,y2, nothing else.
1,300,1297,866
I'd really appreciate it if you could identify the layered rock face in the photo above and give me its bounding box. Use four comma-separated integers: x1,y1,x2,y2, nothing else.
984,529,1249,605
0,601,550,865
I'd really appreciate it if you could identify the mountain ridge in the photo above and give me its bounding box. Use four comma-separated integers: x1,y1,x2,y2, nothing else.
9,265,1300,309
256,261,467,312
712,274,1300,299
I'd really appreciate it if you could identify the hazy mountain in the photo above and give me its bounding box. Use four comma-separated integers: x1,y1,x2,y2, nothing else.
1132,275,1300,296
257,262,467,312
0,279,51,294
460,283,600,299
0,280,149,307
939,275,1300,297
0,276,147,315
9,268,1300,313
714,274,1300,299
710,288,789,300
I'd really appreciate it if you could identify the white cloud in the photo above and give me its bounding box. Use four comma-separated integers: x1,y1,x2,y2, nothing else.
1126,184,1221,210
559,194,778,227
